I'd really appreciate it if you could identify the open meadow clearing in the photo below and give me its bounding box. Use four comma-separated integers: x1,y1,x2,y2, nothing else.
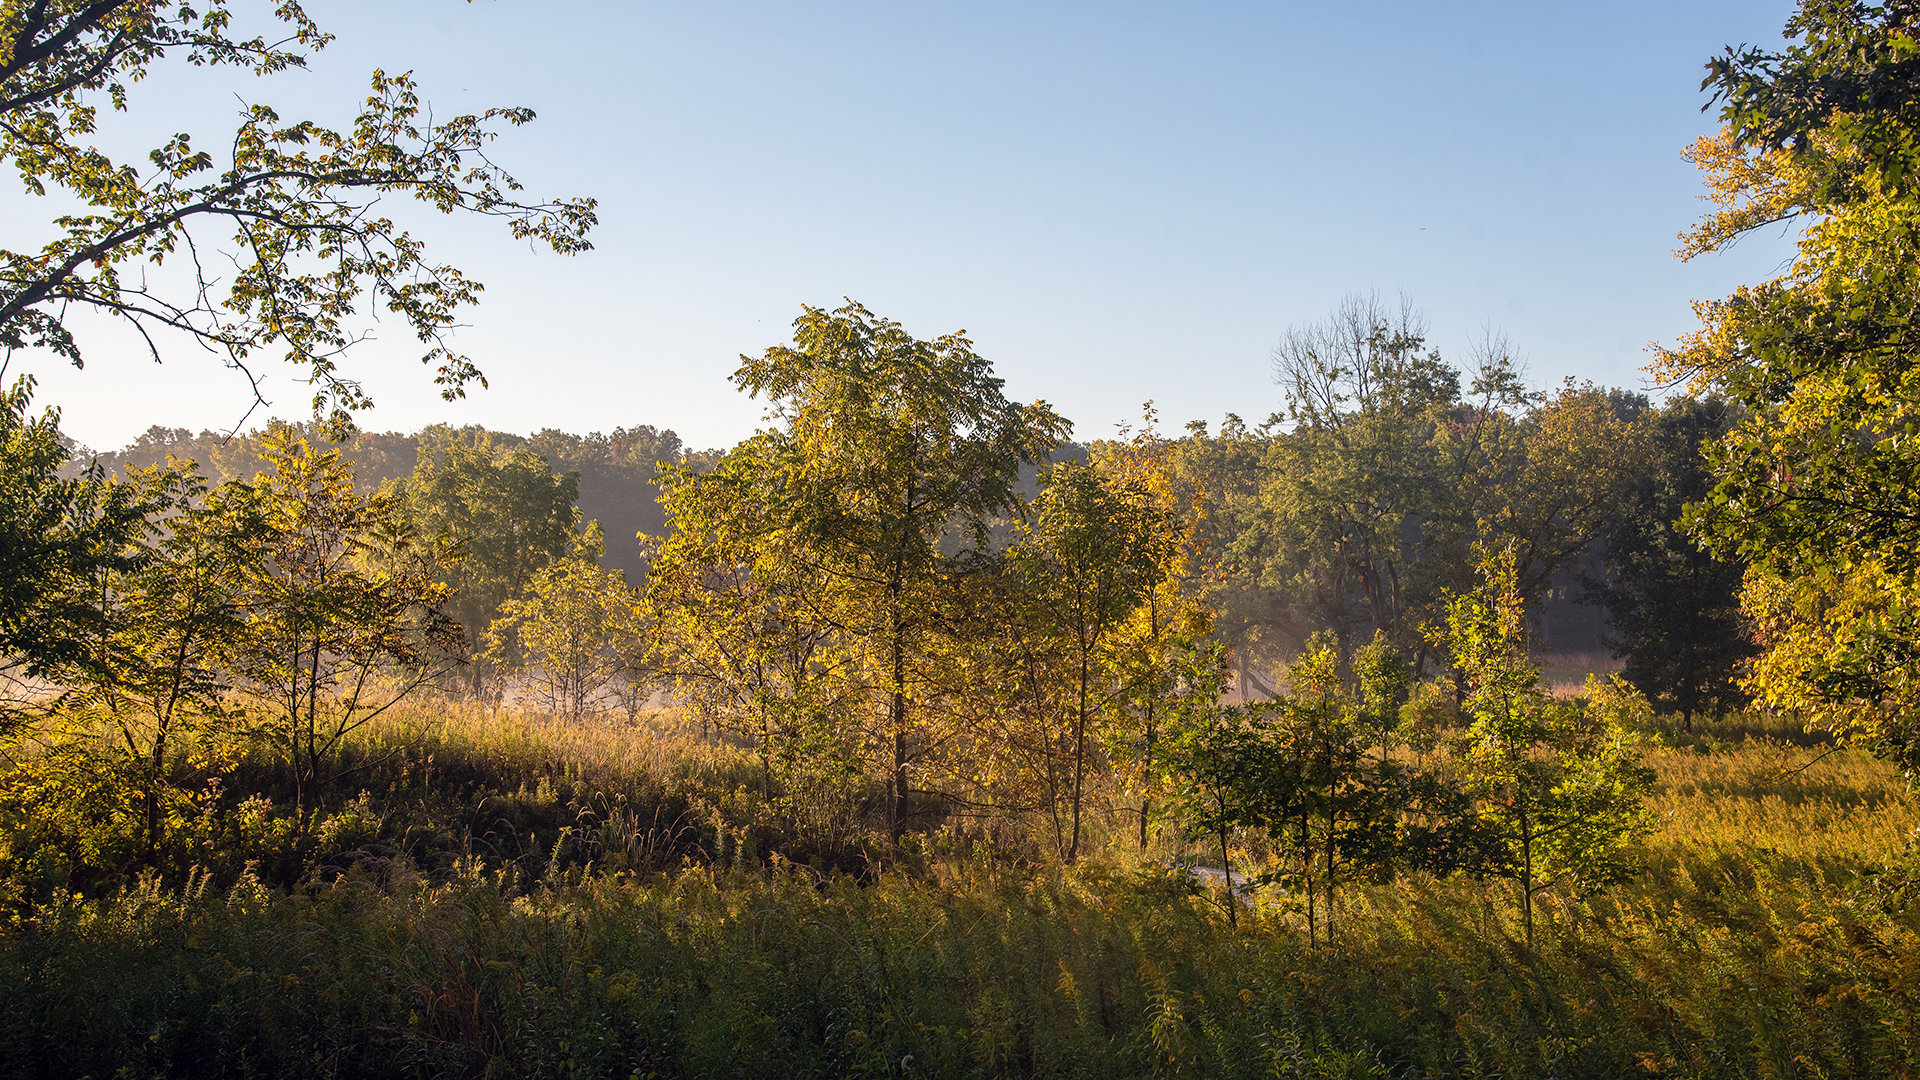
3,707,1916,1079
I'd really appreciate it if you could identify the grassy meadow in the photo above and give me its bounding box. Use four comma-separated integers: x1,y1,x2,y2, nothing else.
1,704,1916,1080
11,3,1920,1078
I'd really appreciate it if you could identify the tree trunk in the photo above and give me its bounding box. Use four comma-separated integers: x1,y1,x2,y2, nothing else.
1138,699,1155,849
143,705,173,862
887,467,916,837
1139,597,1160,849
1045,723,1066,860
760,711,772,800
1300,810,1316,949
890,628,908,834
302,637,323,831
1325,785,1337,946
1068,643,1089,862
1218,794,1236,930
1521,808,1534,947
142,756,163,862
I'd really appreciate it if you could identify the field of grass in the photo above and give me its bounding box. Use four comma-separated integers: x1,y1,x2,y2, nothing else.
2,705,1917,1079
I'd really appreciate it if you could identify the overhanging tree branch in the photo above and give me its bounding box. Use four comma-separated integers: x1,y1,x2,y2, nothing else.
0,3,595,430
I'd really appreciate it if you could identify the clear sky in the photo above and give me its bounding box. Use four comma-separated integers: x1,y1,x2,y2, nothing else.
7,0,1804,453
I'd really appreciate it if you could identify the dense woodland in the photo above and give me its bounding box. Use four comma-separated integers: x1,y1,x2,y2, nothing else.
4,2,1920,1078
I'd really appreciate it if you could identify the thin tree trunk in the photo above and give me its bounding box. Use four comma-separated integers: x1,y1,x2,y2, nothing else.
144,696,173,862
1218,793,1235,930
890,625,907,834
1139,700,1155,849
1139,595,1162,849
1068,642,1089,862
302,631,323,832
1045,720,1066,860
1325,786,1337,946
888,469,915,836
1521,808,1534,946
143,754,163,861
760,710,772,800
1302,811,1316,949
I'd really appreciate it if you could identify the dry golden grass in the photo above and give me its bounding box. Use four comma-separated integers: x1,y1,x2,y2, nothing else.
343,697,763,796
1645,737,1918,863
7,698,1920,1079
356,697,1920,871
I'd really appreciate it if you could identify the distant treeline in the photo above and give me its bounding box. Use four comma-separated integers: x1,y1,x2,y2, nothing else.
100,422,709,583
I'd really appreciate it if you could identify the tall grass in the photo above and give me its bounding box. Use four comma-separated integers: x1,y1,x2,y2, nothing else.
2,705,1917,1078
1645,738,1916,863
5,846,1918,1077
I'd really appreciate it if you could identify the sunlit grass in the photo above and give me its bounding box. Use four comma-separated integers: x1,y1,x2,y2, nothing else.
343,697,761,794
1645,738,1918,863
4,700,1919,1078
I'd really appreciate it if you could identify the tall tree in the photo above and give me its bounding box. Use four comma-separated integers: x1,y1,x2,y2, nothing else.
1158,641,1264,928
646,429,879,847
731,301,1068,828
404,427,580,693
1586,397,1753,729
1438,543,1652,945
1003,460,1170,861
1469,382,1650,605
1260,293,1462,656
1253,296,1647,674
1090,405,1216,847
0,375,159,731
646,433,842,766
1663,1,1920,762
226,429,463,824
0,2,594,429
486,527,639,722
58,461,254,861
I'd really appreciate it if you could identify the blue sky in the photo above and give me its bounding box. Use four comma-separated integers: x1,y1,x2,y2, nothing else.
10,0,1802,452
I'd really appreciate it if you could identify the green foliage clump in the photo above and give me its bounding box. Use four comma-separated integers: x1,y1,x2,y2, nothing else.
1672,0,1920,768
1586,397,1753,729
1161,545,1654,948
1440,543,1654,944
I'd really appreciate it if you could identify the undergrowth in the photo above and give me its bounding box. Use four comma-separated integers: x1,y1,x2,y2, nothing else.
1,705,1917,1078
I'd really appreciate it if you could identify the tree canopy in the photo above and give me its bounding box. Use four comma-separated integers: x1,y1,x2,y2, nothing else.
1667,0,1920,763
0,1,595,430
715,301,1069,827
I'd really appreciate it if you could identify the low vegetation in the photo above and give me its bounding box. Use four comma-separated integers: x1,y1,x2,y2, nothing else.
1,704,1914,1079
